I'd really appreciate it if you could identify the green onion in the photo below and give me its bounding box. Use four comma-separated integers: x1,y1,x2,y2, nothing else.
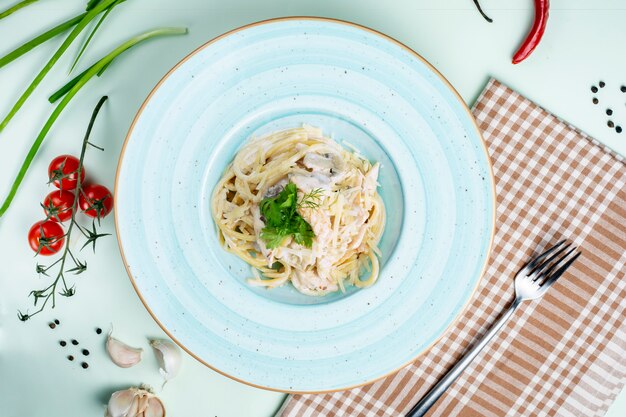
0,13,86,70
97,60,111,76
69,9,111,74
0,0,112,70
0,0,39,21
49,58,113,103
49,57,115,105
69,0,125,73
0,27,188,217
0,0,119,133
49,65,93,103
85,0,104,11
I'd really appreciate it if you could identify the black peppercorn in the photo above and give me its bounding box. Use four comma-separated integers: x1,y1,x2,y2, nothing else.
71,339,79,345
592,98,599,105
67,355,74,361
621,86,626,93
591,86,598,93
608,120,615,128
59,340,66,347
599,81,605,88
82,349,90,356
81,362,89,369
616,126,623,133
606,109,613,116
96,328,102,335
48,322,56,329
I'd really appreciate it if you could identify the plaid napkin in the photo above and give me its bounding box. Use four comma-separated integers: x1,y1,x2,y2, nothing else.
278,79,626,417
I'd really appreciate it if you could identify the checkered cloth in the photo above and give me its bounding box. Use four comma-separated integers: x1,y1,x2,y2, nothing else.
277,79,626,417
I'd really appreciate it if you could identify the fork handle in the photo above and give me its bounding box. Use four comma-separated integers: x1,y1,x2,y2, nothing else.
405,299,521,417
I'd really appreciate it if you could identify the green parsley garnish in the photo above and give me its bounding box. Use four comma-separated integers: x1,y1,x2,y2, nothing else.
259,183,322,249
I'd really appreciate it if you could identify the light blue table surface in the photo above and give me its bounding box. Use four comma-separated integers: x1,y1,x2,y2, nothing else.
0,1,624,416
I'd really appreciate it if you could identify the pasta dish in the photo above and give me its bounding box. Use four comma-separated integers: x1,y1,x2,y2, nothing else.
211,125,385,296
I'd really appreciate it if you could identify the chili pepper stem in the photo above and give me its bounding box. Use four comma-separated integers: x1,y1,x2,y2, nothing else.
472,0,493,23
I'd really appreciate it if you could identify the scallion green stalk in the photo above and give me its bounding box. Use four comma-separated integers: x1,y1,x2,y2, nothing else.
0,27,188,217
49,66,93,103
0,0,114,71
49,59,115,103
85,0,103,11
0,0,39,21
0,0,119,133
69,8,112,74
70,0,126,73
0,13,86,70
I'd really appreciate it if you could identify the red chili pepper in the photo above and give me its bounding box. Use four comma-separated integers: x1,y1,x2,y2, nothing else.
512,0,550,64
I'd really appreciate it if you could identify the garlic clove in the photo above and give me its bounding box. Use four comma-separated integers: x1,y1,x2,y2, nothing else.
127,394,140,417
144,397,166,417
107,331,143,368
106,389,135,417
150,339,182,384
105,386,165,417
136,393,150,415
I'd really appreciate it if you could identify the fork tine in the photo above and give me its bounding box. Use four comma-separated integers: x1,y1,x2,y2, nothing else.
538,249,582,288
531,242,573,279
527,239,567,271
537,246,578,279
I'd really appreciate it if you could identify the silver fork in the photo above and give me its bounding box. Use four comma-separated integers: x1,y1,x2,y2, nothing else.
406,240,582,417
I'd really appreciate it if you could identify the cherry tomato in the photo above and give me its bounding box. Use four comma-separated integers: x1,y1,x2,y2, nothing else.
28,220,65,255
42,190,75,222
79,184,113,219
48,155,85,190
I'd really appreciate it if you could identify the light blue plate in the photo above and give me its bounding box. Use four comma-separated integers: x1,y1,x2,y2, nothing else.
115,18,495,393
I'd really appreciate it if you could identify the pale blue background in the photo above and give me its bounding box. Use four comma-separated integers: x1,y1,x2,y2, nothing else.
0,1,624,416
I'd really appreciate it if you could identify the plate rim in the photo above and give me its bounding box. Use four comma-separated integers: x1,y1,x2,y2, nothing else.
113,16,496,394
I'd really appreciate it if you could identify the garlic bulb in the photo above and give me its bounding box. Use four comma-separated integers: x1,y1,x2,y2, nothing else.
150,339,182,385
107,331,143,368
105,385,165,417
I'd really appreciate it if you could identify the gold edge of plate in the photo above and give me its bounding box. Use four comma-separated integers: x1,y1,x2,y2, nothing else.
114,16,497,395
